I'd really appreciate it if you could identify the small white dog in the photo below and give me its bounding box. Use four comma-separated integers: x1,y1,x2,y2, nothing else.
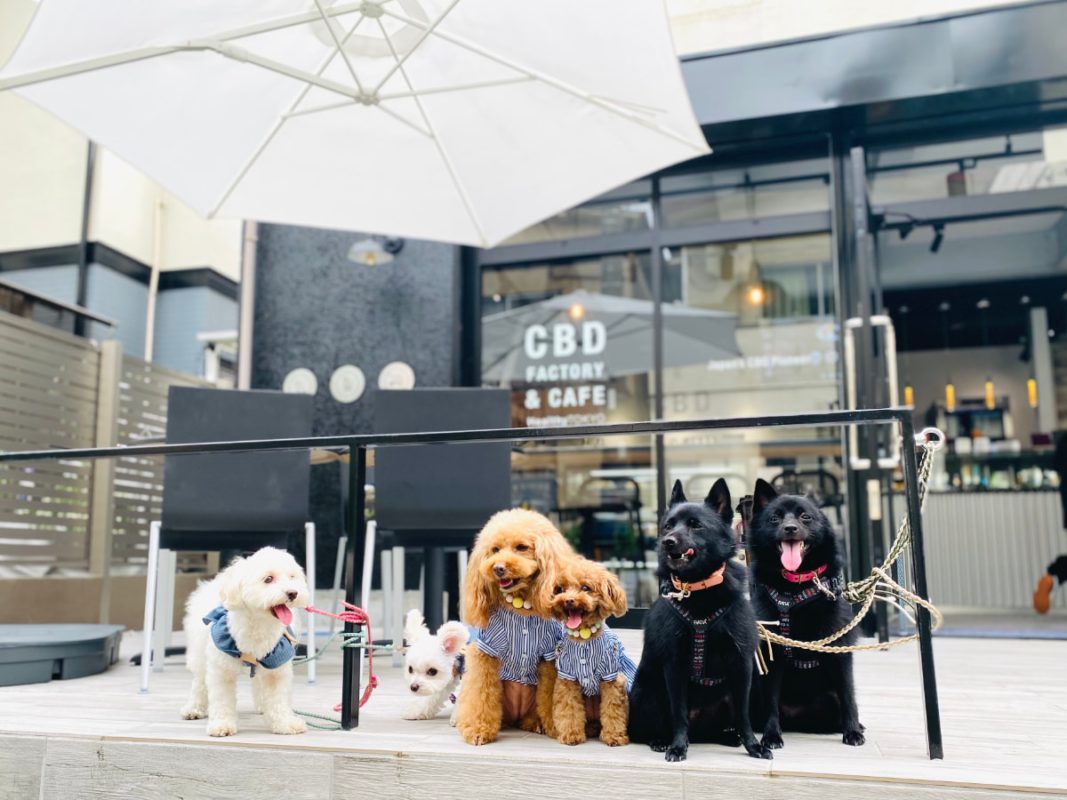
401,609,469,724
181,547,310,737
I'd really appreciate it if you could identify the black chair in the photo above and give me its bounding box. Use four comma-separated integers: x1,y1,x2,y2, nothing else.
560,477,643,561
373,388,511,633
139,387,315,693
771,468,845,525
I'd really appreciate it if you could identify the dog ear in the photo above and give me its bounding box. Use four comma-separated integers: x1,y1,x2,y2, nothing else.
437,622,470,656
598,567,628,618
216,556,245,609
404,609,428,646
532,526,574,614
705,478,733,523
669,479,686,507
753,478,778,514
462,531,498,628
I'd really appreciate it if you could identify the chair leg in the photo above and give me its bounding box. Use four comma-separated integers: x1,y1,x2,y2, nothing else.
305,521,316,685
329,535,347,636
361,520,376,612
139,521,161,694
457,549,468,620
391,546,404,667
381,549,393,646
153,548,176,673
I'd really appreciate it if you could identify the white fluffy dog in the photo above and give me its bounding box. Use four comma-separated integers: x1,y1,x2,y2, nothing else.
181,547,309,737
401,609,469,724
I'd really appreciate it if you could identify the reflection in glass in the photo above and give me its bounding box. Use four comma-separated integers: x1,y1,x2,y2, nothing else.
868,125,1067,204
661,159,830,227
656,234,842,599
499,181,652,246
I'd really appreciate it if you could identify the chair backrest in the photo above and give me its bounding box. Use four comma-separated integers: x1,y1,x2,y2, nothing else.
770,468,841,507
160,387,313,549
374,388,511,532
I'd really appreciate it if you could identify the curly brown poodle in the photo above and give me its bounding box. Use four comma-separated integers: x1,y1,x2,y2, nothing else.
455,508,574,746
537,557,632,747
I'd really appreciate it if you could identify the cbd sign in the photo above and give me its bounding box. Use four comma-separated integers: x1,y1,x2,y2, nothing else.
523,321,607,360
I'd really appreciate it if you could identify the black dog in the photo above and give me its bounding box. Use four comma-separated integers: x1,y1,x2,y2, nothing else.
748,479,865,748
629,479,772,762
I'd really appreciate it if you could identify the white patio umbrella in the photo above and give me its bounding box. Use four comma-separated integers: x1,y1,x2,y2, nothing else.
481,290,739,384
0,0,709,246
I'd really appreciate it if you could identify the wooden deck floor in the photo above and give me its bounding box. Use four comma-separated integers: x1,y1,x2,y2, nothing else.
2,627,1066,799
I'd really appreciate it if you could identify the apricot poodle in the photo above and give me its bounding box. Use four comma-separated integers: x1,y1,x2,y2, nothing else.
454,508,574,745
537,557,635,746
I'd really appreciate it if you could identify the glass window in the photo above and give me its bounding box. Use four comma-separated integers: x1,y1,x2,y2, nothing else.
868,124,1067,204
660,158,830,227
498,181,652,246
482,253,658,570
657,233,842,559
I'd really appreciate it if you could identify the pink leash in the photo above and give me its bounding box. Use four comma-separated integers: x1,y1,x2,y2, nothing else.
305,601,379,709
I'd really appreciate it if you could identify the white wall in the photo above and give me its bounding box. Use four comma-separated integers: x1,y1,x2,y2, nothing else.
89,149,243,280
666,0,1033,55
0,93,86,250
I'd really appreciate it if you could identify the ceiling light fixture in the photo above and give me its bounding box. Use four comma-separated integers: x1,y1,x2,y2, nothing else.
929,224,945,253
347,236,404,266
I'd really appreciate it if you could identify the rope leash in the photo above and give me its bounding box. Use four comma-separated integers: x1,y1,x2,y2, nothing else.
755,429,944,657
292,602,382,726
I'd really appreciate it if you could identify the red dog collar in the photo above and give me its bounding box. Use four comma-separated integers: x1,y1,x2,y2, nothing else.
781,563,828,584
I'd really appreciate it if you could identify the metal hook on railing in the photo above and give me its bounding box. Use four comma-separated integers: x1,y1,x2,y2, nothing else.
915,427,945,451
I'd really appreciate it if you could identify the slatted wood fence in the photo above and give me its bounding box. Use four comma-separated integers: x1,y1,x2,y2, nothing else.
0,311,209,572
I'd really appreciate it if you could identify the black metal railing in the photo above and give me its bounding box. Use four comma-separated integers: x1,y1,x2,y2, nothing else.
0,407,943,759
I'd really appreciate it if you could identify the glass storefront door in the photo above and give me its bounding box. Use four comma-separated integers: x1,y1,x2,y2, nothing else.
479,153,845,608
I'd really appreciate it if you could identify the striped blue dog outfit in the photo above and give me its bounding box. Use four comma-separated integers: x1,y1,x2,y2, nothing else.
476,606,563,684
548,624,637,697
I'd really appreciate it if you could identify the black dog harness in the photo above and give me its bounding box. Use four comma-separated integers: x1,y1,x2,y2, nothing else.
764,575,844,671
664,595,732,687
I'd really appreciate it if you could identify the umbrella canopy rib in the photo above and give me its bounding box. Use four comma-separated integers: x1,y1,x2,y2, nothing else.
372,0,461,95
206,14,371,217
375,14,489,245
311,0,366,94
380,6,707,153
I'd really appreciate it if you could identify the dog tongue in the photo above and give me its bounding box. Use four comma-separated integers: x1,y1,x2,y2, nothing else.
781,542,804,572
566,613,583,630
272,605,293,626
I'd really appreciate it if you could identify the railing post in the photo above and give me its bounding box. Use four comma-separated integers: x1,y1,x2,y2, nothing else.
900,414,944,760
341,445,367,729
90,340,122,623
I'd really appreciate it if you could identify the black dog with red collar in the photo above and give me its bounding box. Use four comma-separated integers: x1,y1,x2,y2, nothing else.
747,479,866,749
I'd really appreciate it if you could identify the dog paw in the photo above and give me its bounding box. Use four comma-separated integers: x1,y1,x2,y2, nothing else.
761,731,784,750
745,741,774,760
600,732,629,747
843,729,866,747
664,744,688,762
449,711,458,727
458,724,498,746
270,716,308,735
518,717,544,734
207,720,237,737
649,741,669,753
558,730,586,746
715,728,742,747
401,704,434,721
180,706,206,720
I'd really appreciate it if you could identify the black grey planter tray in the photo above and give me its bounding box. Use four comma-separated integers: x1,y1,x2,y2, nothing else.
0,624,123,686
